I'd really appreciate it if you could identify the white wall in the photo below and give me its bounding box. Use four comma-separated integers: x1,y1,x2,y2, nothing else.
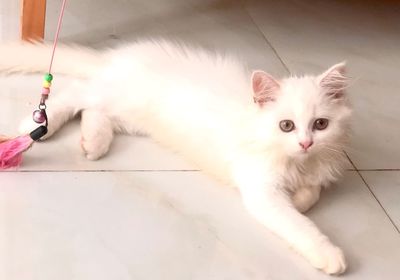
0,0,20,41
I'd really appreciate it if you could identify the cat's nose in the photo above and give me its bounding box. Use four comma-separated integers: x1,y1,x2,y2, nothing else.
299,140,313,151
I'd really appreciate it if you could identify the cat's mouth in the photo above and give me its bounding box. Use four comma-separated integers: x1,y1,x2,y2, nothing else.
296,148,314,158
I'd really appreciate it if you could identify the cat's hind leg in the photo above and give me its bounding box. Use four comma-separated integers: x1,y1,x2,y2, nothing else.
80,108,114,160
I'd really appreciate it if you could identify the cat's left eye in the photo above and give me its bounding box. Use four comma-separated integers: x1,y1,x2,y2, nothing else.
279,120,295,132
313,118,329,130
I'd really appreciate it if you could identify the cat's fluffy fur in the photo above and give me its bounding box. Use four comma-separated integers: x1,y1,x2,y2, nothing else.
0,40,351,274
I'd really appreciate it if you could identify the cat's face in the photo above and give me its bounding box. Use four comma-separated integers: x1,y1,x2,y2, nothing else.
252,63,352,159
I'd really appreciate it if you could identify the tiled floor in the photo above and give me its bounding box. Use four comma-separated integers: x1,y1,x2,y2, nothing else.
0,0,399,279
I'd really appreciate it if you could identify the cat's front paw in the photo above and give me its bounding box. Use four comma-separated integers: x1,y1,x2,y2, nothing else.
292,186,321,213
18,116,52,140
80,137,110,161
305,241,347,275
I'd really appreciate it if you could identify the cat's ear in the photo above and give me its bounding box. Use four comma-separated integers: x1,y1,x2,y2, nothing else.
251,71,280,106
317,62,348,99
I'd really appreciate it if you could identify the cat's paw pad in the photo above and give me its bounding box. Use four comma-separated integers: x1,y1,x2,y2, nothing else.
80,137,109,161
306,242,347,275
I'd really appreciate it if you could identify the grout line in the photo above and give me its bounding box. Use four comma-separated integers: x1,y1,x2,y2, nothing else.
343,151,400,172
357,171,400,234
345,153,400,234
344,151,358,170
242,4,291,75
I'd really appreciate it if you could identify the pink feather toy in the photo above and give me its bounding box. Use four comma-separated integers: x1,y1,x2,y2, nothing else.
0,135,33,168
0,0,67,170
0,127,47,169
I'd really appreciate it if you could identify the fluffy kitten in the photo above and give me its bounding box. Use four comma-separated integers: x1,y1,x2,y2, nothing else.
0,41,351,274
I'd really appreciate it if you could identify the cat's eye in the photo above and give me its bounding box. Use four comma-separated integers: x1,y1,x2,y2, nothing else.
313,118,329,130
279,120,295,132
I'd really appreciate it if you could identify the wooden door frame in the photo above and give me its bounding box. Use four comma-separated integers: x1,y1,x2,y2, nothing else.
20,0,46,41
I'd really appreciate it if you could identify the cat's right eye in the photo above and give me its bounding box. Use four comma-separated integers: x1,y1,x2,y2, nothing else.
279,120,295,132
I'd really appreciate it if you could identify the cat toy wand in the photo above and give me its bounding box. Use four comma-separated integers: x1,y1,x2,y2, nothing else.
0,0,68,169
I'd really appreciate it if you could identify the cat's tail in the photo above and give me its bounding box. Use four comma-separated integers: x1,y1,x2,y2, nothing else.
0,41,104,78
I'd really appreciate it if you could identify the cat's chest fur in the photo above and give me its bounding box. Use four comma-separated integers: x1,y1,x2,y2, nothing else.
280,154,345,192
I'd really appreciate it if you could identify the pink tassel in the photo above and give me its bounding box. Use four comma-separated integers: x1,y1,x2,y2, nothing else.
0,126,47,169
0,135,33,169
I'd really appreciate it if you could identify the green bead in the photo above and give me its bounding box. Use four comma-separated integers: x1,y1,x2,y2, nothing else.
44,73,53,82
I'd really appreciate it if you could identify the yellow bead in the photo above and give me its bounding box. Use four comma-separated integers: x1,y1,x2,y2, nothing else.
43,81,52,88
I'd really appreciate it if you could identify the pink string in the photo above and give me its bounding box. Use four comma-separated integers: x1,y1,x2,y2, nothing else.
48,0,68,74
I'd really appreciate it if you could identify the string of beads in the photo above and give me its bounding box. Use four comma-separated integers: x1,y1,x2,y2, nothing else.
32,73,53,124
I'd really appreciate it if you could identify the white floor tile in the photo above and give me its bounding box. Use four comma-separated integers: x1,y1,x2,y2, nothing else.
46,0,287,75
308,172,400,279
0,171,399,279
361,171,400,230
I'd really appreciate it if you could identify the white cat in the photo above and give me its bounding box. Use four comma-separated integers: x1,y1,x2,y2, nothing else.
0,40,351,274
